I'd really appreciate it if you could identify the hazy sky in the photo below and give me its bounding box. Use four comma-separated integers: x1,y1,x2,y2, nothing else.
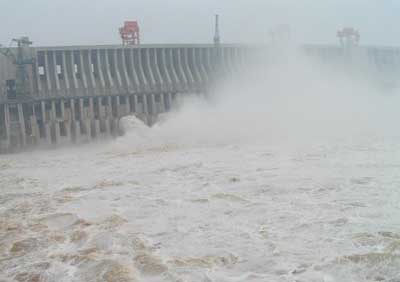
1,0,399,47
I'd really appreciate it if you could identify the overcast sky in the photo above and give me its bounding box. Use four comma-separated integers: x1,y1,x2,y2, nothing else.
1,0,399,47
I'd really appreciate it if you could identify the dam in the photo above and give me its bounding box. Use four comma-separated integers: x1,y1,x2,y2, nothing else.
0,40,399,152
0,43,253,152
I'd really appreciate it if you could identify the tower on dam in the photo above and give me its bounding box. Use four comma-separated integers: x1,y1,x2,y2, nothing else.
120,21,141,46
214,14,221,46
0,37,34,100
337,27,360,48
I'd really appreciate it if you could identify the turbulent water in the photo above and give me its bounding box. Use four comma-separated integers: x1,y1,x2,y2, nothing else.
1,54,400,282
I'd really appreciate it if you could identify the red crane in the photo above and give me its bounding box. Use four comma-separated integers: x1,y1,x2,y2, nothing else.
119,21,140,46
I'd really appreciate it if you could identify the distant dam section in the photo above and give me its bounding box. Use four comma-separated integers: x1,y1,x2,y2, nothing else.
0,43,399,152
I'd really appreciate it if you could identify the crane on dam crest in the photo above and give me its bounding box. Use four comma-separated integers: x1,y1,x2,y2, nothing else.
0,37,34,100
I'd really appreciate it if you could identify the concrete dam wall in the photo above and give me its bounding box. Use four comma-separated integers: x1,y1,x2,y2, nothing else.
0,44,249,152
0,43,399,152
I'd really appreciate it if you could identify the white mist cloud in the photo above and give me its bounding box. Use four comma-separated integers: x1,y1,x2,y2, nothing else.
116,47,400,153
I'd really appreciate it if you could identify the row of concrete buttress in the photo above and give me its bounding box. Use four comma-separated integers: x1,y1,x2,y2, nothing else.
302,45,400,73
302,45,346,65
32,46,247,99
0,92,178,152
365,47,400,74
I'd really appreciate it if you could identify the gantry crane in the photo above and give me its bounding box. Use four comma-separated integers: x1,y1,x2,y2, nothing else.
119,21,140,46
0,37,34,100
337,27,360,48
0,37,35,149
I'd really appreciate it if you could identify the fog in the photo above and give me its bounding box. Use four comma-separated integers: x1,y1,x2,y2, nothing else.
1,0,400,46
116,47,400,153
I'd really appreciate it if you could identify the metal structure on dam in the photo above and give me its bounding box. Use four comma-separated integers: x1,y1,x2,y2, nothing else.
0,37,399,152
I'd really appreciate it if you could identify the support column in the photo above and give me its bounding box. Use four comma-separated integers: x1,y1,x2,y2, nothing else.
95,97,103,137
69,99,75,121
78,99,84,120
132,95,138,113
113,96,121,135
142,94,148,124
88,98,94,118
115,96,121,117
60,100,65,119
70,99,80,143
105,96,112,135
79,98,90,141
41,101,51,145
50,101,56,121
50,101,59,144
88,97,95,139
97,97,104,119
106,96,113,117
29,104,40,146
54,120,61,144
17,103,26,148
159,93,166,113
150,94,156,115
3,104,10,150
125,95,131,114
148,94,156,125
62,99,72,143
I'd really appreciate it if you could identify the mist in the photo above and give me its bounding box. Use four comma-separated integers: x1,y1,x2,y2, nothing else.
117,46,400,153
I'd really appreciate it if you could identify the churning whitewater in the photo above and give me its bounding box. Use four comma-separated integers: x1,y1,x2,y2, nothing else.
1,53,400,282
